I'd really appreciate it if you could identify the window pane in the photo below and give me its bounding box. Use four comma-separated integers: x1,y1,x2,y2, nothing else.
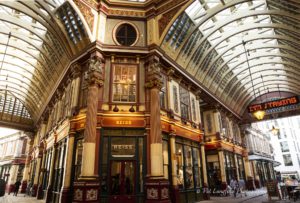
280,141,289,152
184,145,194,189
176,144,184,189
283,154,293,166
112,65,137,102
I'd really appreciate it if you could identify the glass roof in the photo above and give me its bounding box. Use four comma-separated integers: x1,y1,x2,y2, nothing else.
162,0,300,115
0,0,90,123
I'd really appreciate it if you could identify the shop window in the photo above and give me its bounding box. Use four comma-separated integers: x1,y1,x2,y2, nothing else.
175,144,184,189
74,139,83,180
173,85,179,113
283,154,293,166
112,64,137,102
100,137,108,194
160,75,167,110
175,141,201,190
280,141,289,152
179,86,190,120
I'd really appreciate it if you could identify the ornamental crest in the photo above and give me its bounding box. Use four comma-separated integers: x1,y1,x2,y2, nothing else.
86,189,98,200
74,189,83,201
161,187,169,199
147,188,158,199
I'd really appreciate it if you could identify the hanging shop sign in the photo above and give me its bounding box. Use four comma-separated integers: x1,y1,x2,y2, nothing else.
248,96,299,113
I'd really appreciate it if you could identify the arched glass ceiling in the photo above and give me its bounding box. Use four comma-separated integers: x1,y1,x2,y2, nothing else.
0,0,90,123
161,0,300,115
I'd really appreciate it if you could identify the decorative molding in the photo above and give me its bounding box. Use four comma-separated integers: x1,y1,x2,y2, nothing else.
74,0,95,32
158,6,181,37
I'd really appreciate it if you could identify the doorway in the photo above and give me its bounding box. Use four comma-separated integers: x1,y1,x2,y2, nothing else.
109,161,136,203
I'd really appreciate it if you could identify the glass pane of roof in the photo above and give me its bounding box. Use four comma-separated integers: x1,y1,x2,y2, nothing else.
162,0,300,114
0,0,90,122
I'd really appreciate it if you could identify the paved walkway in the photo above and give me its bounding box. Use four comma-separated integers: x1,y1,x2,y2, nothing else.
0,194,44,203
198,188,268,203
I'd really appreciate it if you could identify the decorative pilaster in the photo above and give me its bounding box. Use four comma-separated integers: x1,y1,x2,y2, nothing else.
169,131,180,203
218,150,226,183
37,148,46,199
60,131,75,203
32,149,43,197
45,142,57,203
7,164,19,194
73,52,104,203
70,63,82,116
200,142,208,186
21,138,34,193
145,55,170,203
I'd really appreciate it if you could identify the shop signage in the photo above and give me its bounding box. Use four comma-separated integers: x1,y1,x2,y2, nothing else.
248,96,299,113
111,145,134,150
101,117,145,127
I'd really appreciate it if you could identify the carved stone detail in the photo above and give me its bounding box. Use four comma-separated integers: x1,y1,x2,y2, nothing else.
87,54,104,87
145,55,163,89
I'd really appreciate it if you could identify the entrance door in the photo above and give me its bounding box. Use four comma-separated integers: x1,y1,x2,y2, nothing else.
109,161,135,203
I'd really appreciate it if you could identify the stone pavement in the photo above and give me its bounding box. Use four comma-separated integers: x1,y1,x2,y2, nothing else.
0,194,44,203
198,188,268,203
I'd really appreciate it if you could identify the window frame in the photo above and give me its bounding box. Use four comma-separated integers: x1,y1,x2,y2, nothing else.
110,63,139,104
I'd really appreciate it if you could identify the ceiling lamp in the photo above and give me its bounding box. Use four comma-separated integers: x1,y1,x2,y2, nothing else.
271,125,279,135
253,110,265,120
242,40,266,120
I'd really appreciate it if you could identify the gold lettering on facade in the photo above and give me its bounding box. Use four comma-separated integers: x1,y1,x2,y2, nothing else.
112,145,134,150
116,120,132,125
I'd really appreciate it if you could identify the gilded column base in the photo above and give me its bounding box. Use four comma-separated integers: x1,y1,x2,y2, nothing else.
72,180,100,203
145,177,171,203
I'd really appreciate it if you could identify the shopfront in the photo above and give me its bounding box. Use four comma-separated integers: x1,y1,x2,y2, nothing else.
99,128,145,203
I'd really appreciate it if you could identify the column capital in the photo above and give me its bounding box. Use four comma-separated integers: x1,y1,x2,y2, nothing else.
145,55,163,89
70,63,82,79
87,54,104,87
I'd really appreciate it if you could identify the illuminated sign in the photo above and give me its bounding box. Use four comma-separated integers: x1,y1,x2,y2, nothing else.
248,96,299,113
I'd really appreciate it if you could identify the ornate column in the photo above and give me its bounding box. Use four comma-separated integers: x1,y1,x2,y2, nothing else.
60,126,76,203
70,63,81,115
21,136,34,193
36,123,47,198
169,131,180,203
200,142,208,186
37,148,46,199
32,147,43,197
7,164,19,194
218,150,226,183
45,138,57,203
234,153,240,180
73,52,104,203
144,55,170,203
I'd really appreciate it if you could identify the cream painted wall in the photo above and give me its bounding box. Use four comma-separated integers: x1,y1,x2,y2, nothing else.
104,19,146,46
